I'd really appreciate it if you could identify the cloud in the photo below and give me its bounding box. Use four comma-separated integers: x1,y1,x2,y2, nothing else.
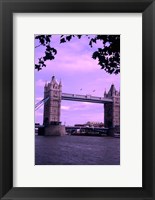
36,79,45,87
35,105,43,112
35,96,43,101
79,112,104,121
35,111,43,117
61,106,70,110
45,53,99,73
61,101,103,112
81,102,92,105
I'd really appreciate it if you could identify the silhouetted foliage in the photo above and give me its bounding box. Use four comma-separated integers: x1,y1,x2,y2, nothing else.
35,34,120,74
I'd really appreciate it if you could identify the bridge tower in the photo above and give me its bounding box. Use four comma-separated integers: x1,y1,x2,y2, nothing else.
43,76,62,125
104,84,120,132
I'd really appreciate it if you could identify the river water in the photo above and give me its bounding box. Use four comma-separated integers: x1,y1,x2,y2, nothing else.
35,135,120,165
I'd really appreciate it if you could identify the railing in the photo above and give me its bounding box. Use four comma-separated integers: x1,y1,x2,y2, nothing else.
61,93,112,103
35,96,49,111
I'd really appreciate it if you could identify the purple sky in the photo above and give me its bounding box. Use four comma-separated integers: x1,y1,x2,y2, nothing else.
35,35,120,126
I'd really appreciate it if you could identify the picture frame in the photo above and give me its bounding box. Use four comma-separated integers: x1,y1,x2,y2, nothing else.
0,0,154,199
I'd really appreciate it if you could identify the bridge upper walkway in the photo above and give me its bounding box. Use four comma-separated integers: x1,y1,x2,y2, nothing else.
35,93,113,110
61,93,113,104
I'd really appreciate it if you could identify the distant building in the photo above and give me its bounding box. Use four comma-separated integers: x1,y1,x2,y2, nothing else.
85,121,104,127
74,124,85,127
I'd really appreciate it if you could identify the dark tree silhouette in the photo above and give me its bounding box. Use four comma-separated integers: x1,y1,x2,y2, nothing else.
35,34,120,74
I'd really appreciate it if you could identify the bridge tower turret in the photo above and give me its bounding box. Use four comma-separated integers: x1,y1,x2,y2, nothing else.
104,84,120,132
43,76,62,125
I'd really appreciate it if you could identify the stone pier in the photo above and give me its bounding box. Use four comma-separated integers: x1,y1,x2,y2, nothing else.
44,125,66,136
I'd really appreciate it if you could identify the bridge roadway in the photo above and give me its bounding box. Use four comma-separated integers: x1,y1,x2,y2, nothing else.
61,93,113,103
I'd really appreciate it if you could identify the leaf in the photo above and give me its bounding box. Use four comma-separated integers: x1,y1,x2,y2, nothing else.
92,38,96,43
35,64,42,71
92,51,100,59
45,35,51,43
66,35,72,41
46,45,51,51
35,35,40,39
39,60,44,64
77,35,82,39
40,38,45,45
35,64,40,69
51,48,57,55
43,56,47,61
98,48,103,53
89,40,92,47
60,38,66,43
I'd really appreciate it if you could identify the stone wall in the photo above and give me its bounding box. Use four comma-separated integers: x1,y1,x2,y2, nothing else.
104,103,113,128
44,125,66,136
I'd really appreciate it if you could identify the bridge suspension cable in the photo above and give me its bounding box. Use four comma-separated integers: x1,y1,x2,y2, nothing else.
35,96,49,111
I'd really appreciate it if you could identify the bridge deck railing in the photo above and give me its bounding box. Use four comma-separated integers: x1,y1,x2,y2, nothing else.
62,93,112,101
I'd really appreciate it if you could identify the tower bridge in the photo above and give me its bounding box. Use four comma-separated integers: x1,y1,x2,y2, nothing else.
37,76,120,136
61,93,113,104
